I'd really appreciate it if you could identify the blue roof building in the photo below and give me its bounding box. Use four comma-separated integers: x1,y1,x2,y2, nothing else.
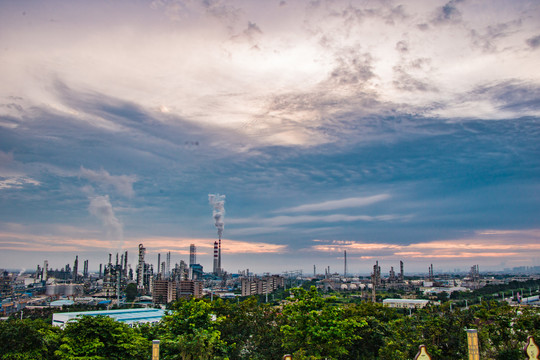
52,308,165,328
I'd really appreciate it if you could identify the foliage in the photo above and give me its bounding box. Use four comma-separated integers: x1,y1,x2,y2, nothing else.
280,286,367,359
2,290,540,360
0,318,61,360
343,302,398,360
154,298,228,360
125,282,138,302
473,301,540,360
55,315,151,360
212,297,282,360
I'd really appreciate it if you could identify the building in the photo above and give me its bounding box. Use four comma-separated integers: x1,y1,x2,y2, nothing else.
177,280,203,299
52,308,165,328
189,263,203,280
241,275,285,296
382,298,430,309
153,280,176,304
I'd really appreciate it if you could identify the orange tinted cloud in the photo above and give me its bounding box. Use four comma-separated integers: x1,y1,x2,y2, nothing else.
0,228,287,256
310,229,540,260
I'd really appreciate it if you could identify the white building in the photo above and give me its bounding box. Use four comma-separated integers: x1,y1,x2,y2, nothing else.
382,298,430,309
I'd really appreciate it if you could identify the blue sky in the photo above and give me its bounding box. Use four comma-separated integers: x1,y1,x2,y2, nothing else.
1,0,539,275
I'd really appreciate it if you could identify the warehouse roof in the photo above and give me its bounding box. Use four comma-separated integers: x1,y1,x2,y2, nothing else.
52,307,165,327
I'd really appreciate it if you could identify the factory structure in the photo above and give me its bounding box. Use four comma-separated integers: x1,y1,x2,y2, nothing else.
240,274,285,297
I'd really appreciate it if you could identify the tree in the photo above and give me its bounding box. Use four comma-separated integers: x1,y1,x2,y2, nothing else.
156,298,228,360
125,282,138,302
474,301,540,360
280,287,367,359
212,297,282,360
379,303,471,360
55,315,150,360
0,318,60,360
343,302,399,360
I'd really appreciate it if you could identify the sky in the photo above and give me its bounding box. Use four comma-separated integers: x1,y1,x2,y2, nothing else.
1,0,539,276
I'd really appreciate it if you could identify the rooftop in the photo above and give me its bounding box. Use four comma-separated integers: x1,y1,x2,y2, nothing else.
52,307,165,327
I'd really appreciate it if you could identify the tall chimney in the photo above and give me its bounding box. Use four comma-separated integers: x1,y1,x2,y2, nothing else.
213,241,219,275
344,250,347,277
218,238,222,273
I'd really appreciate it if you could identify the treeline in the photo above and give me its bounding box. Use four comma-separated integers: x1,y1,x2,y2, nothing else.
451,279,540,300
2,287,539,360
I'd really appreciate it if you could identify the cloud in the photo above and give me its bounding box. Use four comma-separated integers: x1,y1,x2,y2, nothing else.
470,20,522,53
88,195,123,244
0,151,40,190
279,194,390,213
310,229,540,260
432,0,463,25
0,177,40,190
80,166,136,198
526,34,540,49
393,65,437,92
329,51,375,85
230,213,404,227
122,236,287,255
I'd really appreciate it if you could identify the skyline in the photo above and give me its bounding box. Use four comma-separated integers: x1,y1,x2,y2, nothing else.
1,0,539,274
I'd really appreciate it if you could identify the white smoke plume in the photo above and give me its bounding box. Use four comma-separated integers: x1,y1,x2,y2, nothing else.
80,166,136,198
209,193,226,239
88,195,124,247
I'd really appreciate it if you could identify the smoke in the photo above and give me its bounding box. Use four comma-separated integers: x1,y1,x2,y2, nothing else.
80,166,136,198
88,195,124,247
208,194,226,239
18,268,26,277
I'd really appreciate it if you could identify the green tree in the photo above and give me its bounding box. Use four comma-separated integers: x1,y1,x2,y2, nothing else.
474,301,540,360
55,315,150,360
0,318,61,360
155,298,228,360
125,282,138,302
343,302,399,360
379,303,471,360
212,297,282,360
280,287,366,359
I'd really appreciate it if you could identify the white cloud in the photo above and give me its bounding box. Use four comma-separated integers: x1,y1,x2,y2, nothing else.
0,177,40,190
230,213,403,227
2,0,539,151
279,194,390,213
0,151,40,189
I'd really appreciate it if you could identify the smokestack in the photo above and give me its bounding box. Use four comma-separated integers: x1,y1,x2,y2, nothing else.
218,238,221,272
73,255,79,282
213,241,219,275
124,251,128,277
157,253,161,277
344,250,347,277
166,252,171,278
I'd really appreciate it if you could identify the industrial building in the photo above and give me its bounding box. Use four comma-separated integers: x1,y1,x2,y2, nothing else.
177,280,203,299
52,308,165,328
241,275,285,296
152,280,176,304
152,279,203,304
382,298,430,309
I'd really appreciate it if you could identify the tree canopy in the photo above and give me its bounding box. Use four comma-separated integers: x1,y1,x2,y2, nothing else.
2,288,539,360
